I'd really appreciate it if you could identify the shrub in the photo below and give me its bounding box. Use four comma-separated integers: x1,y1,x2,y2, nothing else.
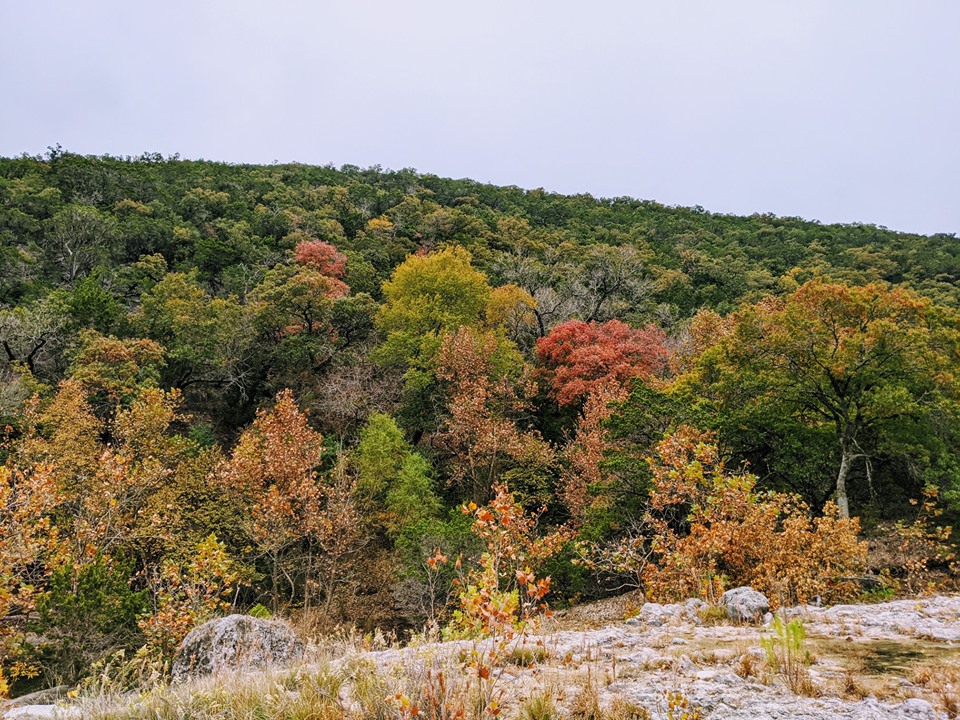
639,427,867,607
33,555,147,686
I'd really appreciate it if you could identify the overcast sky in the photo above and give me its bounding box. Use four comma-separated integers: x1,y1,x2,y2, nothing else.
1,1,957,235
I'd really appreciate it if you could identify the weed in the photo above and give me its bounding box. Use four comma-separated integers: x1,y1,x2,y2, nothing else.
569,675,602,720
734,651,761,680
696,605,728,626
519,690,560,720
837,664,870,700
760,616,815,696
911,662,960,719
607,696,652,720
507,644,549,667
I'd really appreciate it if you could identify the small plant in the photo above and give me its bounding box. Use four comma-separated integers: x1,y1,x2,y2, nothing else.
569,678,602,720
519,690,560,720
734,651,761,680
696,604,728,626
837,664,870,700
444,484,564,718
507,644,548,667
248,603,272,619
760,615,814,695
911,662,960,719
607,697,652,720
660,691,704,720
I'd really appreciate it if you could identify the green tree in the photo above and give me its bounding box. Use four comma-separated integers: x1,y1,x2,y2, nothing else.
352,412,441,535
42,205,116,284
683,279,960,517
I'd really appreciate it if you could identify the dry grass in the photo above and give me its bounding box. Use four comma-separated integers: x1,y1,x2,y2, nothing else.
519,690,560,720
734,651,762,680
607,696,652,720
507,643,550,667
79,664,345,720
569,675,603,720
696,605,728,626
910,661,960,718
834,662,871,700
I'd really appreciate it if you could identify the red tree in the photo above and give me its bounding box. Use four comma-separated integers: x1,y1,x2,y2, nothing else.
294,240,347,278
535,319,669,406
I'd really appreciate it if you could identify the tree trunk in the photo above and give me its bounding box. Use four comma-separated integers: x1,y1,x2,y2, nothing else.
835,446,852,519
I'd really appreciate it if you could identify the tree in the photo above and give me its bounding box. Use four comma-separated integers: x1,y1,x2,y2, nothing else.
216,390,324,601
375,246,492,379
639,426,867,606
67,330,166,411
136,272,256,396
536,319,669,407
294,239,347,278
686,279,960,517
375,247,495,434
435,327,552,502
573,244,652,322
42,205,116,284
352,412,410,502
0,296,70,378
559,380,630,526
0,463,58,651
352,412,442,536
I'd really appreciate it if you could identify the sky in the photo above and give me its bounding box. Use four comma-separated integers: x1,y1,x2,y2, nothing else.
1,1,958,236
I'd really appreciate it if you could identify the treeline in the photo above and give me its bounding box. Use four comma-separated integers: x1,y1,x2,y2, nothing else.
0,150,958,695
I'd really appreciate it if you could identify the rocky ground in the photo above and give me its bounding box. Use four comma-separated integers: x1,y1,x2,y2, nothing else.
4,594,960,719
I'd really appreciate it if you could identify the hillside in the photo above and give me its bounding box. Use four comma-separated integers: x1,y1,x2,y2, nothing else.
1,151,958,699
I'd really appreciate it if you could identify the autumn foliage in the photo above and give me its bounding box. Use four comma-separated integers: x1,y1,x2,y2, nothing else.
4,154,960,699
536,319,669,406
436,328,552,500
639,427,867,606
294,239,348,278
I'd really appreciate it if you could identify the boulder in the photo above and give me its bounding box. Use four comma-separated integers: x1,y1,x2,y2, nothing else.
721,586,769,623
172,614,304,682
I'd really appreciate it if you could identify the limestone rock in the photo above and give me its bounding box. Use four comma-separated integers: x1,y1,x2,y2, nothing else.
721,586,770,623
2,706,79,720
172,614,304,682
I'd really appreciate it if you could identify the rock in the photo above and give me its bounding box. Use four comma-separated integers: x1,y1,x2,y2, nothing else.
638,602,667,626
721,586,769,623
900,698,937,719
172,614,304,681
1,688,69,710
2,706,79,720
683,598,707,614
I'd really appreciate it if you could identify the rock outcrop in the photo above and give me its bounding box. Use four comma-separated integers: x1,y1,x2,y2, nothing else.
721,586,770,622
172,614,304,682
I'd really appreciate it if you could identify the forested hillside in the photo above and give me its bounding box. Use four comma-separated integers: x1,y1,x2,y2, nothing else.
1,150,957,696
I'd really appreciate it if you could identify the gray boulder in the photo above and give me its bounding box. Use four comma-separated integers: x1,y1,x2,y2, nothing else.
172,614,304,682
721,586,769,623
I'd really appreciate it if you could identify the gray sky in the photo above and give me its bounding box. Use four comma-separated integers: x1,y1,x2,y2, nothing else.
1,1,958,235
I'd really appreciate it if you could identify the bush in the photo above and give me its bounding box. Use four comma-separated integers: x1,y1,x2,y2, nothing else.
32,555,147,686
590,427,868,607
